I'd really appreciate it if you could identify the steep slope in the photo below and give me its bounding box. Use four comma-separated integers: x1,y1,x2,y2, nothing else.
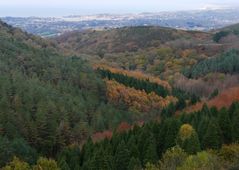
0,21,204,168
0,21,59,51
1,20,239,170
0,20,137,165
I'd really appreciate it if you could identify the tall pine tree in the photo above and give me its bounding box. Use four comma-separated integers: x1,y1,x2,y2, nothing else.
114,141,130,170
203,120,222,149
232,109,239,142
218,108,232,144
143,134,158,165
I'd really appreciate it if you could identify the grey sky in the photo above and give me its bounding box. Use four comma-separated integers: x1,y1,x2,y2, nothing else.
0,0,238,17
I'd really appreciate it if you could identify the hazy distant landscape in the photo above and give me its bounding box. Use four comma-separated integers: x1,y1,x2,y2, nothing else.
2,8,239,37
1,0,239,169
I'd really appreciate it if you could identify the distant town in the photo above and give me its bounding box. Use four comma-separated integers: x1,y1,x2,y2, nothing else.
2,8,239,37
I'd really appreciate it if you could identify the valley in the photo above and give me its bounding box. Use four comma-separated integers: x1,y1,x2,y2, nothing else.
0,16,239,169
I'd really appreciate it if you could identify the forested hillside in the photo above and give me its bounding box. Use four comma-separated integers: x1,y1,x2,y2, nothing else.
183,49,239,78
52,23,239,170
5,102,239,169
1,19,239,170
0,20,143,167
68,102,239,170
55,26,199,54
213,23,239,43
96,66,199,113
55,26,227,81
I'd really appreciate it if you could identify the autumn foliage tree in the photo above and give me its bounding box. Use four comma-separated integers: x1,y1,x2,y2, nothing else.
105,80,177,113
176,124,201,154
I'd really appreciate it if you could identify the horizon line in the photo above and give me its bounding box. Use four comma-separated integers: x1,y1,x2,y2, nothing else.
0,7,238,18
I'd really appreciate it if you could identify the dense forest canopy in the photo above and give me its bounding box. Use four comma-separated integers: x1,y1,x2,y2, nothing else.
0,20,139,165
213,23,239,42
0,19,239,170
71,102,239,170
183,49,239,78
2,102,239,169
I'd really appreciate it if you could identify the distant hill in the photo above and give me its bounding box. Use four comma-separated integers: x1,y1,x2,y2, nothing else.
55,26,220,81
55,24,239,104
0,20,59,51
212,23,239,44
220,23,239,33
55,26,211,54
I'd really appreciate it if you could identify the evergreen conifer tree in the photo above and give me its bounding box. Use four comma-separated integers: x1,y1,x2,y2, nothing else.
128,157,142,170
114,141,130,170
203,121,222,149
232,109,239,142
218,108,232,144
